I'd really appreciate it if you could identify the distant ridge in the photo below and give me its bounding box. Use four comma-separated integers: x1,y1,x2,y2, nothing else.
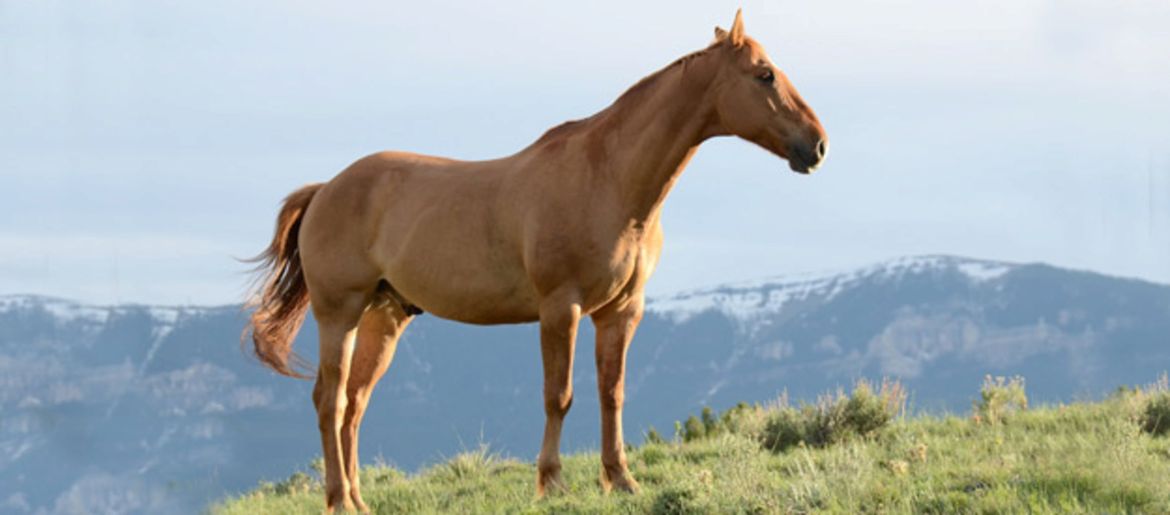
648,255,1014,322
2,255,1168,513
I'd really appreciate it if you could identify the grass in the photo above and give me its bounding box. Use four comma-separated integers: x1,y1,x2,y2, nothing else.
215,385,1170,514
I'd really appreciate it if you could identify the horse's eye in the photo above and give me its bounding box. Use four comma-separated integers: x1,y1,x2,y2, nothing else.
757,70,775,85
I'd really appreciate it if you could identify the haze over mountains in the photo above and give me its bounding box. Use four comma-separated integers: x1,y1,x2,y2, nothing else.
2,255,1167,513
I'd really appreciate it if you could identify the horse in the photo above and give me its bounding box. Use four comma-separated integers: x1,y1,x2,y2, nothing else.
245,10,826,512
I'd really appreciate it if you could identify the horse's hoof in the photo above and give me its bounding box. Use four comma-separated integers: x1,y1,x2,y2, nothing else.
324,502,356,514
325,489,357,513
612,476,640,494
350,493,370,513
600,466,640,494
536,470,569,498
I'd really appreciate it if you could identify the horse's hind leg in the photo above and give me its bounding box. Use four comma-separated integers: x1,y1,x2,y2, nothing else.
342,302,413,512
311,292,367,513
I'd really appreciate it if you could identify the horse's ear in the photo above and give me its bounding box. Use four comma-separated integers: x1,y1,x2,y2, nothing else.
728,8,746,47
713,26,728,42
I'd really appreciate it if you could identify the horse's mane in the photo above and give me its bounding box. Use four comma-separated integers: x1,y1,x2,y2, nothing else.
533,45,718,146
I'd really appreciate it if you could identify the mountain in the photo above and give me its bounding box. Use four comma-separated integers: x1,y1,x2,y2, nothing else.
1,255,1168,513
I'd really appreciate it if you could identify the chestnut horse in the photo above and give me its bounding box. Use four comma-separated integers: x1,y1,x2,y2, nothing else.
246,10,826,512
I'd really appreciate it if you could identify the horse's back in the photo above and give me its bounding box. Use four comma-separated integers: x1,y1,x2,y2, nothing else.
297,148,651,325
300,150,540,323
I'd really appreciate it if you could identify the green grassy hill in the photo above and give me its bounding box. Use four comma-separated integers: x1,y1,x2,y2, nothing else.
214,379,1170,514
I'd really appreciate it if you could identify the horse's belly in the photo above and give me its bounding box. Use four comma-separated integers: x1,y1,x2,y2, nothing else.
401,274,541,325
382,240,540,325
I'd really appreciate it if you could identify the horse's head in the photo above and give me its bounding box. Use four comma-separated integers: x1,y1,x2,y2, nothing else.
708,10,828,174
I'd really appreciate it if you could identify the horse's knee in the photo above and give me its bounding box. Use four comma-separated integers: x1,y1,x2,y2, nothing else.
544,383,573,416
318,406,346,433
346,382,375,408
315,386,348,432
312,377,324,408
341,394,372,433
599,388,624,411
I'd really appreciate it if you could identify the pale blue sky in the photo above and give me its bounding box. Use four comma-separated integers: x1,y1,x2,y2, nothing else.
2,0,1169,305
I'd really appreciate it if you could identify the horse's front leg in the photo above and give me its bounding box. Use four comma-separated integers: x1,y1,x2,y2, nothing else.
591,296,643,493
535,296,581,497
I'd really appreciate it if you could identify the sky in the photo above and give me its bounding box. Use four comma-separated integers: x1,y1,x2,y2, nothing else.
2,0,1169,306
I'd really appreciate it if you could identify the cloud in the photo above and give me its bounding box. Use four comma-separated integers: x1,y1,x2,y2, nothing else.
2,493,30,513
0,233,247,305
756,340,795,362
2,0,1169,305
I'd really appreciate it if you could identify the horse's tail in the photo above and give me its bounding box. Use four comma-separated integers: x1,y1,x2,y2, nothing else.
242,183,323,379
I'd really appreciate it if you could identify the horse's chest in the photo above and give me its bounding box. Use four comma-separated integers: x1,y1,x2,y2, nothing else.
570,235,647,308
526,219,653,308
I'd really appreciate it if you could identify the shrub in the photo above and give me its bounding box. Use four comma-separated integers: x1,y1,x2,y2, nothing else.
309,457,325,479
651,486,705,515
1141,391,1170,437
683,415,706,442
428,444,502,481
638,444,668,466
645,426,667,445
760,379,905,452
272,471,315,495
760,405,809,451
701,407,719,435
719,402,768,440
1116,373,1168,428
683,403,768,441
669,380,905,453
842,379,905,436
360,460,404,488
974,375,1027,425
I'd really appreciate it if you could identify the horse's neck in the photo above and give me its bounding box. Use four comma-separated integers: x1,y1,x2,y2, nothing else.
594,63,717,224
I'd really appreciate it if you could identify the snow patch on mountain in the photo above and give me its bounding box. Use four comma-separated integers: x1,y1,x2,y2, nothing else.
0,295,218,329
646,255,1017,323
956,261,1011,282
0,295,112,325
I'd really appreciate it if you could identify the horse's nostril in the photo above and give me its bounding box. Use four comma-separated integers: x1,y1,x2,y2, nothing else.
815,139,828,160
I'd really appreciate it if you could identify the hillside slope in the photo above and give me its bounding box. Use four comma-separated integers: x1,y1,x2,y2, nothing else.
215,395,1170,514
